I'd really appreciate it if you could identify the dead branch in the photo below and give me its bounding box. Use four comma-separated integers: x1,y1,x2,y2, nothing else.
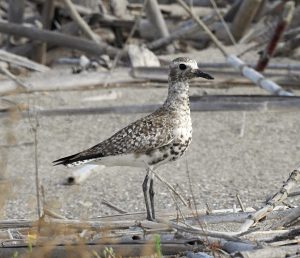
62,0,100,43
145,0,174,53
234,245,300,258
101,199,128,214
271,205,300,229
239,166,300,233
0,49,49,72
34,0,55,64
0,21,120,58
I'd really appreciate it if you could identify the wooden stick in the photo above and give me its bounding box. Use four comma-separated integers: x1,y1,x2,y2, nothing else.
147,20,198,50
230,0,262,41
3,95,300,118
0,64,28,91
255,1,295,72
0,21,120,58
34,0,55,64
0,49,49,72
62,0,101,43
272,205,300,229
235,245,300,258
145,0,174,53
0,241,198,257
239,166,300,233
7,0,24,30
101,199,128,214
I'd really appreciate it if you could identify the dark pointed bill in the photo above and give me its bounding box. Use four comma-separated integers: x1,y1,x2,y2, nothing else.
192,69,214,80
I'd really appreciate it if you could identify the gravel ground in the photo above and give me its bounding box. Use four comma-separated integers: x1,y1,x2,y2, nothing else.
1,84,300,220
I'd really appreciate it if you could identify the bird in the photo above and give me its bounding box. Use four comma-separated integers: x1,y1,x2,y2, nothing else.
53,57,214,220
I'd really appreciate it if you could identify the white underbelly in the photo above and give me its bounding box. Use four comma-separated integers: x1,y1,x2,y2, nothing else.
90,153,152,168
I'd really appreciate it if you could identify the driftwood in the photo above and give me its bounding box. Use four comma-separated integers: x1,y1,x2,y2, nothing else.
239,166,300,233
234,245,300,258
0,69,140,96
0,49,49,72
7,0,24,27
0,21,120,58
0,206,299,257
2,95,300,119
230,0,262,42
1,161,300,256
63,0,100,43
145,0,174,53
34,0,55,64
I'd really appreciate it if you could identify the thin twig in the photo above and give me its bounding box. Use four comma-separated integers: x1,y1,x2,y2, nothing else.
0,65,27,90
101,199,128,214
176,0,227,56
208,0,237,46
62,0,100,43
236,193,246,212
27,97,41,220
239,166,300,233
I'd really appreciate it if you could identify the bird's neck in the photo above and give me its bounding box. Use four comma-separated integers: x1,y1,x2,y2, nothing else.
163,79,190,112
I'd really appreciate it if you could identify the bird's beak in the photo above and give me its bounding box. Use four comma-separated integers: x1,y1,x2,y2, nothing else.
191,69,214,80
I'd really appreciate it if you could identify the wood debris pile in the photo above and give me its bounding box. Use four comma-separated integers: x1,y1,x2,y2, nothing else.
0,166,299,257
0,0,298,97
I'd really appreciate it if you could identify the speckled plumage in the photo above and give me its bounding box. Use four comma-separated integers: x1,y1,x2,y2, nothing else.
53,58,213,169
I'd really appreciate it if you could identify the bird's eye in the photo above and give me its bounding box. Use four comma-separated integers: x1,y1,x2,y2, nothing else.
179,63,186,70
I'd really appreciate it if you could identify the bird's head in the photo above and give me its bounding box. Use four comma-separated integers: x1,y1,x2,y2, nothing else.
169,57,214,82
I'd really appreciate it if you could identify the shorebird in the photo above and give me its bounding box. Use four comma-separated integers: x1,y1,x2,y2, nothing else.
53,57,213,220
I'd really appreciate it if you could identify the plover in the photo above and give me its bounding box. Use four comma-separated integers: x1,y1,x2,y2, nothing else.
53,57,213,220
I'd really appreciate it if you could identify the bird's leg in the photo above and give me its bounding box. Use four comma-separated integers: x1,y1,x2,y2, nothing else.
149,171,155,220
142,168,152,220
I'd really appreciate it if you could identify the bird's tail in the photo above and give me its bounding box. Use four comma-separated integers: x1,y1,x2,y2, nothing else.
53,153,89,167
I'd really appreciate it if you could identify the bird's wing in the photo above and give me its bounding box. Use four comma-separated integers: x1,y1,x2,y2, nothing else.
53,109,174,166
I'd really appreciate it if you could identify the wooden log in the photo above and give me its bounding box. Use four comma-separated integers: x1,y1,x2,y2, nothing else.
147,21,197,50
62,0,101,42
0,207,292,229
129,3,223,18
34,0,55,64
0,49,49,72
234,245,300,258
0,21,120,58
3,95,300,119
8,0,24,25
30,0,95,15
0,69,138,96
256,1,295,72
145,0,174,53
230,0,262,41
0,241,198,257
223,0,242,22
7,0,25,45
272,205,300,228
